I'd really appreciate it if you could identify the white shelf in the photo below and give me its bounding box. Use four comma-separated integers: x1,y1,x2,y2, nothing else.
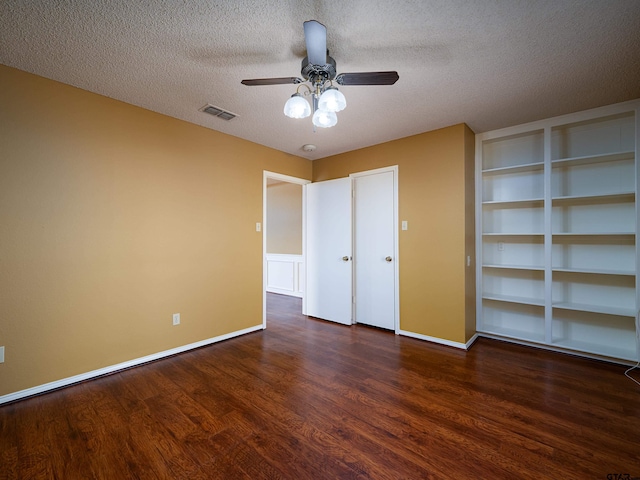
483,264,544,271
552,266,635,276
483,198,544,207
483,293,545,307
483,232,544,237
552,192,635,205
552,302,636,318
482,162,544,176
551,339,637,362
552,232,635,237
551,150,635,167
477,101,638,363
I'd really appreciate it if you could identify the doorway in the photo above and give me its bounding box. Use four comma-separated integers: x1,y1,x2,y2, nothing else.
262,171,310,328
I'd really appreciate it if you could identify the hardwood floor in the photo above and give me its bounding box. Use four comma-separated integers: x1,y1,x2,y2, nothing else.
1,293,639,479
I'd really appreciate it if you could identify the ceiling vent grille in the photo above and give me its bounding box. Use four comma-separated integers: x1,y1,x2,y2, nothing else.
200,104,238,121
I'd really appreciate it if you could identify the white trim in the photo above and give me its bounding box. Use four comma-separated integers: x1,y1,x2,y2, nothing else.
349,165,398,178
543,126,553,344
350,165,400,333
399,329,478,350
635,105,640,365
466,333,479,349
475,122,484,334
263,171,311,185
263,171,311,327
477,332,636,366
0,324,263,405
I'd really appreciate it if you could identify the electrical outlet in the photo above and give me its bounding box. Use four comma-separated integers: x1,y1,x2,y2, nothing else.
498,241,505,251
172,313,180,326
401,220,408,231
256,222,261,232
0,346,4,363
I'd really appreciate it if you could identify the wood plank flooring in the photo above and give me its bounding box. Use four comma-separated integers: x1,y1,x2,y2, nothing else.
1,293,639,479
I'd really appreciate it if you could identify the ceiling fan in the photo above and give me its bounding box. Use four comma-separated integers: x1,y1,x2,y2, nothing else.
241,20,399,128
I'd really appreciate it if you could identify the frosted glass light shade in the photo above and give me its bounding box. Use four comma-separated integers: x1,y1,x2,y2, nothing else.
283,93,311,118
312,109,338,128
318,87,346,112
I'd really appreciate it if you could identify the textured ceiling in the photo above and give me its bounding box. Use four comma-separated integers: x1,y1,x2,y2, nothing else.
2,0,640,160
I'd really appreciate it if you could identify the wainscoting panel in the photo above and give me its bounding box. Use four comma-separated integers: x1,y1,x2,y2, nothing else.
266,254,304,297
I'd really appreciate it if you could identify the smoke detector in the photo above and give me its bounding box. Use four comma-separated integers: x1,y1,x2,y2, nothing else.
302,144,316,152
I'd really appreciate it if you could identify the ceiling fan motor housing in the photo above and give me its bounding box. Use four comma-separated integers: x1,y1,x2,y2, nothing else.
301,54,337,83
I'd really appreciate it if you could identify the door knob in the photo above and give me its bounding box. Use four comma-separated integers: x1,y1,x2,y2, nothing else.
385,256,392,262
342,256,350,262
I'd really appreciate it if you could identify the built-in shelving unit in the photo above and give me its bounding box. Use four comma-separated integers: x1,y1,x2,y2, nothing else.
476,100,639,363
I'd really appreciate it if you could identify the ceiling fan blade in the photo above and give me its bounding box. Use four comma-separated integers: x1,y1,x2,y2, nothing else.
241,77,303,86
303,20,327,65
335,71,399,86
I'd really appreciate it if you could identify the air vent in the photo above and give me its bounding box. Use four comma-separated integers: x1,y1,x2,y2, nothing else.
200,104,238,121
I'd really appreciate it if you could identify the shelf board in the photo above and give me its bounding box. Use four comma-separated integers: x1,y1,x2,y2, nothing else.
552,150,635,167
483,232,544,237
552,191,635,206
483,198,544,208
483,293,545,307
552,302,636,317
482,162,544,176
551,339,637,362
552,232,635,237
552,267,635,276
483,264,544,271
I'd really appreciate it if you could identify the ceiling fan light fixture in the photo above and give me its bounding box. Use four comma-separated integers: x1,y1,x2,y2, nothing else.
312,108,338,128
242,20,398,130
318,86,346,113
283,93,311,118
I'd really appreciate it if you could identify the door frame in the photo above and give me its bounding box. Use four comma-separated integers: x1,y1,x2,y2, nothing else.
262,171,311,329
350,165,400,333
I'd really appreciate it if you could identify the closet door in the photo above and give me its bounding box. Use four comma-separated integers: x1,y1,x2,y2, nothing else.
305,178,353,325
353,170,397,331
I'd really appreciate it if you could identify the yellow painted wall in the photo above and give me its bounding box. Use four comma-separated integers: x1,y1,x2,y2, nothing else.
313,124,476,344
464,126,477,341
266,182,303,254
0,65,312,397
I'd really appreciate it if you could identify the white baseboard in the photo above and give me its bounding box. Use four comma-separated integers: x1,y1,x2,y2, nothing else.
399,330,479,351
266,287,303,298
0,324,264,405
465,333,479,349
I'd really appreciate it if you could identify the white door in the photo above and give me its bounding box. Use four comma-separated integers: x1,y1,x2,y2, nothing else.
305,177,353,325
353,169,397,330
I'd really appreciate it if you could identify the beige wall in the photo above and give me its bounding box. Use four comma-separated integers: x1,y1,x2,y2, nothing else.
0,65,312,396
266,182,303,255
313,124,476,344
0,64,476,399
